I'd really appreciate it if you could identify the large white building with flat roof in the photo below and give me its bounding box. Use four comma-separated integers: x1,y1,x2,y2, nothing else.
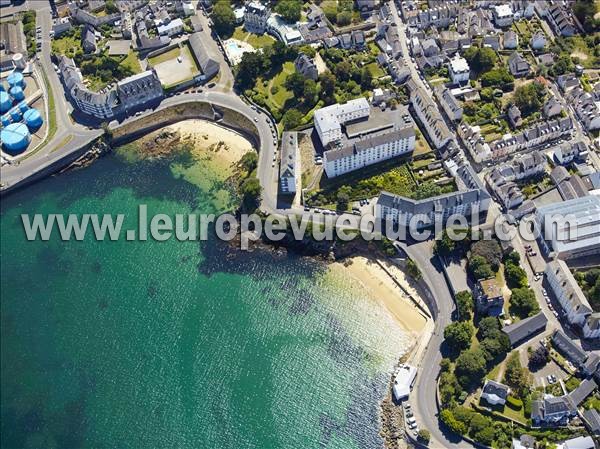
545,260,593,326
314,98,370,147
448,55,470,84
493,4,514,27
536,195,600,260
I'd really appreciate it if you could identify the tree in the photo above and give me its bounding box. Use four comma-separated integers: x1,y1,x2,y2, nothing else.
504,251,520,265
417,429,431,444
407,259,422,280
303,79,318,105
470,240,503,272
504,352,530,397
455,348,487,388
335,60,352,82
573,0,600,32
336,185,352,210
529,345,550,369
285,72,306,97
478,317,501,340
480,333,511,363
212,1,236,38
274,0,302,23
281,109,303,130
240,177,262,211
440,409,467,435
435,228,470,257
336,10,352,26
105,0,119,13
469,255,494,280
236,52,270,88
413,181,442,200
239,152,258,173
456,291,474,321
444,321,474,352
513,81,546,116
463,47,497,74
319,71,336,98
480,68,514,89
510,287,540,318
505,261,528,289
360,67,373,89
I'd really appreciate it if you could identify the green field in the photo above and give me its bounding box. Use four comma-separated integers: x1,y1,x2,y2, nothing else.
232,26,275,49
51,32,82,57
148,46,181,65
254,61,295,111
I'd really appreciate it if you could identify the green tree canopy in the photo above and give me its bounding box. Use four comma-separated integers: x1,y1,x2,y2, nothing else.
463,47,497,74
455,348,487,388
456,290,474,321
513,81,546,116
274,0,303,23
469,255,494,280
510,287,540,318
281,108,303,130
212,1,236,38
444,321,475,352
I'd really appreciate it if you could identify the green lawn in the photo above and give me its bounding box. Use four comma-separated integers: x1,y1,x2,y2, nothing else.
365,62,386,78
232,26,275,49
51,33,82,57
254,61,295,111
148,46,181,65
120,50,142,74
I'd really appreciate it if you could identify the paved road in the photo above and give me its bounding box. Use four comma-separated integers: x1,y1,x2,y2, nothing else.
1,4,102,190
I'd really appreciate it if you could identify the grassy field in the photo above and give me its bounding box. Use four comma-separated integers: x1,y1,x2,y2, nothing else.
120,50,142,75
148,46,181,66
254,61,295,111
51,32,82,57
232,26,275,49
365,62,386,78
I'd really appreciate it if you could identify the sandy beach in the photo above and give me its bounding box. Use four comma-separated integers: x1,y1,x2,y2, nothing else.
167,119,253,166
330,256,429,336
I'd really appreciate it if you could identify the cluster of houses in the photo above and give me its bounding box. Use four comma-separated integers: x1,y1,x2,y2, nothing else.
485,151,545,213
459,115,574,163
558,74,600,132
58,55,163,119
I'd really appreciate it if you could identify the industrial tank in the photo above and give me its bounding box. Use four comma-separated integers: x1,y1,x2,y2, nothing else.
12,53,26,70
7,71,25,88
1,115,11,127
0,82,5,92
24,108,43,130
9,108,22,121
9,85,24,101
18,101,29,112
1,122,31,154
0,91,11,113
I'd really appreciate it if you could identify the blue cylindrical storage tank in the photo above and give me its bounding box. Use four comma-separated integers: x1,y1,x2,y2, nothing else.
1,114,11,127
9,85,24,101
10,108,21,121
18,101,29,112
0,82,5,92
24,108,43,130
7,71,25,88
0,91,11,113
1,122,31,154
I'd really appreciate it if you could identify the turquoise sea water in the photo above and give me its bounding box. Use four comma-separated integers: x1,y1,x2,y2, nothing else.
0,149,410,449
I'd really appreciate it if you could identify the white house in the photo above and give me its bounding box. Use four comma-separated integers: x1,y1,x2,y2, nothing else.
492,4,514,27
279,131,299,194
448,54,470,84
530,31,547,50
244,1,270,34
392,364,417,401
314,98,370,147
481,379,510,405
157,18,183,36
545,260,593,326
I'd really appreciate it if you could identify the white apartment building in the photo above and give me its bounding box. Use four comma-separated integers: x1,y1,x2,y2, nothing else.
448,55,470,84
244,2,270,34
314,98,370,147
324,126,415,177
157,18,184,36
279,131,299,194
409,81,452,149
545,260,593,326
536,195,600,260
434,85,463,121
492,4,514,27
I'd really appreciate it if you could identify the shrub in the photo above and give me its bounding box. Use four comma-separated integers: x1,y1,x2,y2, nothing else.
506,395,523,410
